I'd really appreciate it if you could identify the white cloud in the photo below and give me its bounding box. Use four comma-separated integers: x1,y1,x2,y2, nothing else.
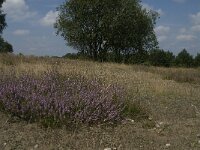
157,35,167,42
154,26,170,42
190,12,200,25
157,9,164,16
155,26,170,35
142,3,164,16
179,28,187,33
142,3,151,10
176,34,196,41
2,0,36,21
173,0,187,3
13,29,30,36
191,25,200,32
40,11,58,27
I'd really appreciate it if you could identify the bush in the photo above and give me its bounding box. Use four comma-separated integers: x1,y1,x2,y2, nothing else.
175,49,194,67
0,37,13,53
0,70,125,127
194,53,200,67
149,49,175,67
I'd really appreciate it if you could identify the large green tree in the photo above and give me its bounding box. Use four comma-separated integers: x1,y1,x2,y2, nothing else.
55,0,158,62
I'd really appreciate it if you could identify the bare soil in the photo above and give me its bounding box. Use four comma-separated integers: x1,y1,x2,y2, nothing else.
1,105,200,150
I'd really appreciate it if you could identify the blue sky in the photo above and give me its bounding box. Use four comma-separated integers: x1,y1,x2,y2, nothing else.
1,0,200,56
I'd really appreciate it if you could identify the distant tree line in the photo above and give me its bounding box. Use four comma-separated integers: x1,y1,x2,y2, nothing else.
63,48,200,68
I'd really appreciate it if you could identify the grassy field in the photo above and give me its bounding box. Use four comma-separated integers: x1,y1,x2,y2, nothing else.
0,54,200,150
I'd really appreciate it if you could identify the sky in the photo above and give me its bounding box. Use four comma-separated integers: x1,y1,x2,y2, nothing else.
1,0,200,56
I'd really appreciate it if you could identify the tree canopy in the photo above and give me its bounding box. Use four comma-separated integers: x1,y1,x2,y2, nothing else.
175,49,194,67
149,49,175,67
0,37,13,53
194,53,200,67
0,0,13,53
0,0,6,34
55,0,158,62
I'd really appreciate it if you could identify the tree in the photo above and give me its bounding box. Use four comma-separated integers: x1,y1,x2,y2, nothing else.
0,37,13,53
0,0,13,53
175,49,194,67
0,0,6,34
149,49,175,67
194,53,200,67
55,0,158,62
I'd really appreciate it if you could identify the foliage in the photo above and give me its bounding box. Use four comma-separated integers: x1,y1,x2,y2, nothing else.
175,49,194,67
0,0,6,34
149,49,175,67
62,52,89,60
55,0,158,62
0,70,125,126
0,0,13,53
194,53,200,67
0,37,13,53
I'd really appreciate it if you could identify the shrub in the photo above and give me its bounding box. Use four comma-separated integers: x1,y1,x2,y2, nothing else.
149,49,175,67
175,49,194,67
194,53,200,67
0,70,125,127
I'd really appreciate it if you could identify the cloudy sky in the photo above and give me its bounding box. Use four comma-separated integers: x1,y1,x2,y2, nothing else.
1,0,200,56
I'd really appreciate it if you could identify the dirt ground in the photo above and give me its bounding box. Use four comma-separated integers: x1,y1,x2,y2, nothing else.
1,109,200,150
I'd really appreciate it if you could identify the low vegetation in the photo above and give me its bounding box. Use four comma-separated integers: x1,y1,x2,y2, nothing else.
0,54,200,149
0,69,125,127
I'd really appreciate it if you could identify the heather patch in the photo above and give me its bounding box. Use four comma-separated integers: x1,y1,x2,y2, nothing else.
0,70,125,127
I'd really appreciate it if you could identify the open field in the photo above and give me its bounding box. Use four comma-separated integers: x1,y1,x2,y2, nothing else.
0,54,200,150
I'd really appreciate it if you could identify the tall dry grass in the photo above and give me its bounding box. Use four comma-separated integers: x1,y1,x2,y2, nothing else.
1,54,200,149
1,53,200,121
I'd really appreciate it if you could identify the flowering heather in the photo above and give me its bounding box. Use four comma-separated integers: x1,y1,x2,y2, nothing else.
0,70,125,126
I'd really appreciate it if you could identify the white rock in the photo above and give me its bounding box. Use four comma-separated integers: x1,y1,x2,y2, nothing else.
159,122,164,125
104,148,112,150
148,117,153,120
3,143,6,146
155,124,160,128
34,144,39,149
166,143,171,147
126,118,135,123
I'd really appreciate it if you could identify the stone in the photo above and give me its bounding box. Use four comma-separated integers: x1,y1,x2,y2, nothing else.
34,144,39,149
104,148,112,150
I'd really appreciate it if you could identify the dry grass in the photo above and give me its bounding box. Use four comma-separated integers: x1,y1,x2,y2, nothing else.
1,54,200,149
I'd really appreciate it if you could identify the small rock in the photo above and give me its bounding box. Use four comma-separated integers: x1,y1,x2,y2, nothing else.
3,143,7,146
126,118,134,123
34,144,39,149
148,117,153,120
166,143,171,147
104,148,112,150
159,122,164,125
155,124,160,128
197,134,200,138
198,140,200,144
